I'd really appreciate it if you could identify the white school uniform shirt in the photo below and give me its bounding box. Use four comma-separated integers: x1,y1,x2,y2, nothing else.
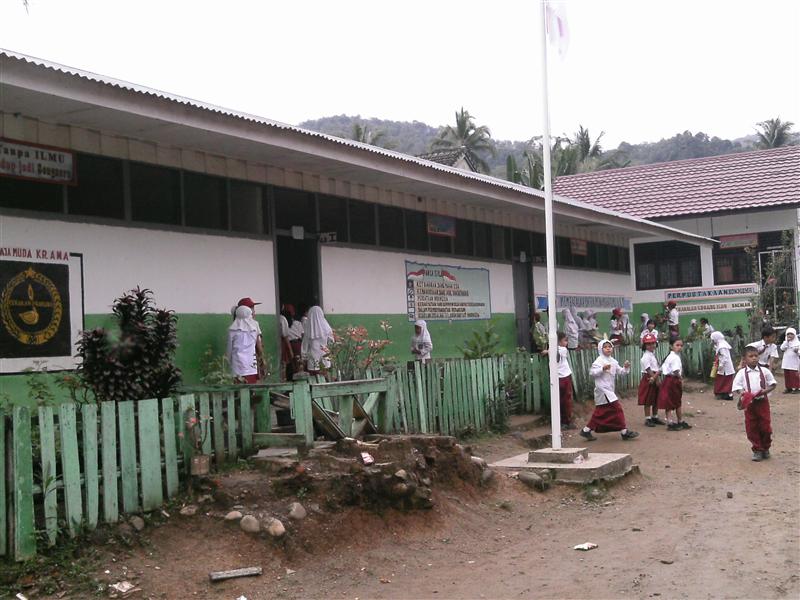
279,314,290,338
589,356,629,405
716,347,735,376
610,318,622,336
557,346,572,378
668,308,679,326
660,351,683,377
732,365,777,395
780,340,800,370
640,350,659,375
746,340,779,367
287,320,304,341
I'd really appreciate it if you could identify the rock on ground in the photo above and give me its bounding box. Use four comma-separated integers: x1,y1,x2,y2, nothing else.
224,510,243,521
129,516,145,531
239,515,260,533
267,518,286,537
288,502,307,520
180,505,198,516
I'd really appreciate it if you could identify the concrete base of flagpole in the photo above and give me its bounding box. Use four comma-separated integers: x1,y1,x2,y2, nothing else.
489,448,633,485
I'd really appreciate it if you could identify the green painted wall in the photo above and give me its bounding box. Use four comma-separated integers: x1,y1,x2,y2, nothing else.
0,313,278,406
325,313,517,361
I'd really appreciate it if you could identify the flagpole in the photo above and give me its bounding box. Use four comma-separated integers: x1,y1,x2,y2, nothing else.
540,0,562,449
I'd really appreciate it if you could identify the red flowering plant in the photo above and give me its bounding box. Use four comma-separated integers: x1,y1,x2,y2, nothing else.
325,323,395,381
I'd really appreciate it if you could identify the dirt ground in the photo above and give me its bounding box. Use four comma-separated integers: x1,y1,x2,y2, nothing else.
83,381,799,600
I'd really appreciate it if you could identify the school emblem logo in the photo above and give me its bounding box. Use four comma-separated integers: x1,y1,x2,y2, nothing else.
0,261,71,358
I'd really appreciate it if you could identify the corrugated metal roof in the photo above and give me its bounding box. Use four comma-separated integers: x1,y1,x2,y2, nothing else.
0,48,715,245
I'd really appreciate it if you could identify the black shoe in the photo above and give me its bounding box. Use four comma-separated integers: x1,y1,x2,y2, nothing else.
679,421,693,430
562,423,578,430
645,419,656,427
580,429,597,441
723,394,734,401
752,451,763,462
621,430,639,440
667,423,682,431
650,416,666,425
784,389,792,394
762,449,770,459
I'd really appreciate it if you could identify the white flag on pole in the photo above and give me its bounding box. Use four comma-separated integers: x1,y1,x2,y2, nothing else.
545,1,570,59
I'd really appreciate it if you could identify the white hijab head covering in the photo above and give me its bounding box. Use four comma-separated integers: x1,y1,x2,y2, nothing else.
710,330,731,350
597,338,614,355
641,313,649,322
306,306,333,340
786,327,798,344
562,308,576,325
229,305,260,332
413,319,433,346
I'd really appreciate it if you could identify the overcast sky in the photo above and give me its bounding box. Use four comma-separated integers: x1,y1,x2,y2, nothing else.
1,0,798,147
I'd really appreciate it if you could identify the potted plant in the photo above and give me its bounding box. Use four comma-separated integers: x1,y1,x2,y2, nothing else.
184,411,211,475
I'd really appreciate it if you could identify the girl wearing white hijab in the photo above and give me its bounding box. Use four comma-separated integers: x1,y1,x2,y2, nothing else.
562,308,579,350
780,327,800,392
227,305,264,383
580,339,638,441
640,313,650,333
301,305,334,374
711,331,735,400
411,319,433,363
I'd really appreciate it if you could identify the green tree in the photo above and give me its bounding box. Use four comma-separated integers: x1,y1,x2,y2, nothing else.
574,125,604,161
755,117,795,149
350,122,392,148
432,107,495,173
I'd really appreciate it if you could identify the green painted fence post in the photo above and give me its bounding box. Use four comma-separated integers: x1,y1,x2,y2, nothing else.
161,398,179,498
414,361,428,433
12,406,35,561
0,413,6,557
38,406,58,546
59,403,83,536
137,399,164,512
212,392,225,467
101,401,118,523
81,404,99,530
117,401,139,514
239,389,253,455
291,382,314,446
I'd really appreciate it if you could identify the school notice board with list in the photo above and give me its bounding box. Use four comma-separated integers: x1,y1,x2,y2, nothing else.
406,261,491,321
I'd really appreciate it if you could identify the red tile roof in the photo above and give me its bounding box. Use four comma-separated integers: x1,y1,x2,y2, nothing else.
553,146,800,219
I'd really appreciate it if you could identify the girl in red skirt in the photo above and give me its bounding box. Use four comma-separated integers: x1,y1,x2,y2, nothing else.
580,339,639,441
711,331,735,400
639,333,664,426
780,327,800,393
658,338,690,431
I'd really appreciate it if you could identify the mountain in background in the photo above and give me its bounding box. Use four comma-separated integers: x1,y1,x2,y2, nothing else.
298,114,795,178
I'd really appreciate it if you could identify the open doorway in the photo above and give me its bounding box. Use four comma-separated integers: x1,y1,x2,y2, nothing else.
512,258,534,351
276,235,320,311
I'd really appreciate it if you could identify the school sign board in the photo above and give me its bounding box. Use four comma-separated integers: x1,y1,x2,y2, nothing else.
665,283,756,314
535,293,632,312
406,261,491,321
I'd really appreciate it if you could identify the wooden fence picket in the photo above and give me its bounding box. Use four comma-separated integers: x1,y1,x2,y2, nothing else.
137,399,163,512
38,406,58,546
101,401,119,523
12,406,35,561
212,393,225,466
58,403,83,536
82,403,99,530
161,398,179,498
0,414,6,557
117,401,139,514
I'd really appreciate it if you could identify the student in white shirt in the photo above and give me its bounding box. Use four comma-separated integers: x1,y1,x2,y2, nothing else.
639,333,664,427
699,318,715,337
658,338,691,431
733,346,777,461
301,305,334,374
580,339,638,441
640,317,658,341
227,303,264,384
666,301,680,341
711,331,735,400
746,326,779,371
609,308,624,344
410,320,433,364
780,327,800,392
543,332,576,429
562,308,579,350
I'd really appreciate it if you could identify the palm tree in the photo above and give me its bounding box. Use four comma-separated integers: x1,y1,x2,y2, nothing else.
573,125,604,162
350,123,392,148
755,118,794,149
432,107,495,173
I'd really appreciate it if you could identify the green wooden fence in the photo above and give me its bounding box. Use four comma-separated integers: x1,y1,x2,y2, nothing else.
2,340,715,561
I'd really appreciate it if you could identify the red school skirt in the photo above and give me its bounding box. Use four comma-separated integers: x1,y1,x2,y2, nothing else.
559,376,574,424
657,375,682,410
637,376,659,406
784,369,800,389
713,373,734,395
587,401,627,433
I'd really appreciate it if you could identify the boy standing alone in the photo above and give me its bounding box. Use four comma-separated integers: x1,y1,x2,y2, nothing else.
733,346,777,462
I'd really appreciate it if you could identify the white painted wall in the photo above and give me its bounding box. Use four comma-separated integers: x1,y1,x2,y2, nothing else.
630,209,799,304
320,246,515,314
532,266,631,300
0,216,276,314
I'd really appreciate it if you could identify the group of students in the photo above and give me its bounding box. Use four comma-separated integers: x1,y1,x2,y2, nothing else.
554,321,788,462
278,303,336,379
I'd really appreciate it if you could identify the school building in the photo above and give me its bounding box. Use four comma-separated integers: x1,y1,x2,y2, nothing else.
0,50,714,396
554,146,800,335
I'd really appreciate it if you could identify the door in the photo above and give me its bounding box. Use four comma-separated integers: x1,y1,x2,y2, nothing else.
276,235,320,310
512,258,533,350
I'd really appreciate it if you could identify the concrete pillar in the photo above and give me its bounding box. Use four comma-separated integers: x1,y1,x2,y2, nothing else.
699,244,715,287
